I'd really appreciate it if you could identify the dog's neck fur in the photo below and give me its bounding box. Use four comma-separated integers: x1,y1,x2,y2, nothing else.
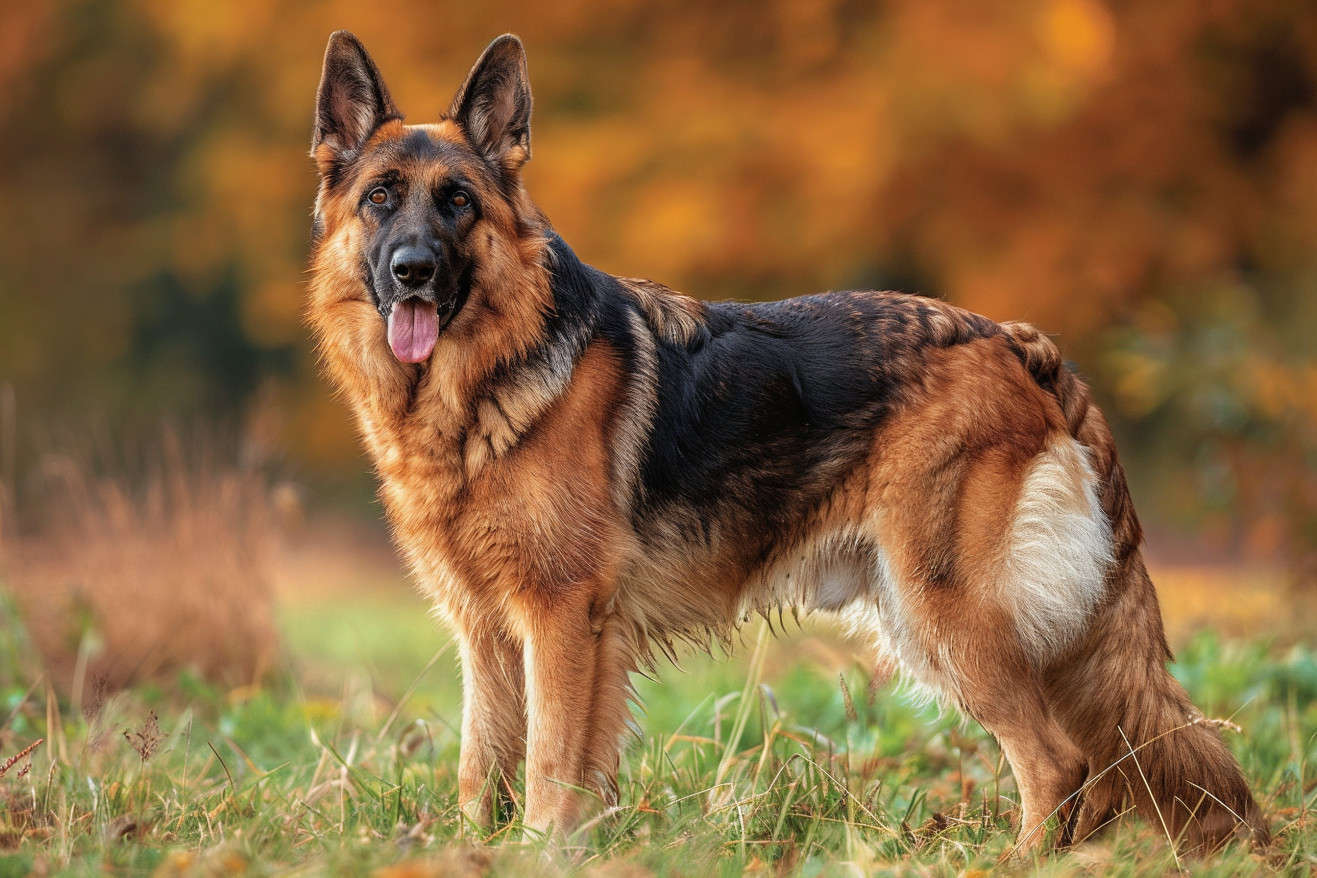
307,222,609,489
456,235,605,472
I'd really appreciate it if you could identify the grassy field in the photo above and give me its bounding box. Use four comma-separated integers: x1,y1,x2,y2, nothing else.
0,581,1313,876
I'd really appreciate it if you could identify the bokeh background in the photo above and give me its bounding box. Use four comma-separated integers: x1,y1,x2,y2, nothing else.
1,0,1316,691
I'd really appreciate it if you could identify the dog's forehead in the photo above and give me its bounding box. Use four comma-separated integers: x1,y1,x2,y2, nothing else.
359,121,484,183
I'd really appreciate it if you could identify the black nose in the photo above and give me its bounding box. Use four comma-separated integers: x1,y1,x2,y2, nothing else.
390,246,437,288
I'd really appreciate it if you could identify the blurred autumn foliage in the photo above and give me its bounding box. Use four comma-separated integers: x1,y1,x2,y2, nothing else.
1,0,1315,579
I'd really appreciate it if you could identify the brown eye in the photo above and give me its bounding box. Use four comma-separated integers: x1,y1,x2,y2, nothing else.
368,187,388,205
451,190,470,208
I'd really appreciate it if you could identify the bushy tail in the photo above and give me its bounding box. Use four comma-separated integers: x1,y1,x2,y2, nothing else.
1002,321,1270,854
1066,625,1271,853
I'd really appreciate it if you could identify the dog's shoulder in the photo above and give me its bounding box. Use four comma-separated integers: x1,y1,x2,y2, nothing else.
613,276,709,349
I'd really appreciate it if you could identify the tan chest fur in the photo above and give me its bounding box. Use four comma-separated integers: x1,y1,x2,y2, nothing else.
364,336,629,640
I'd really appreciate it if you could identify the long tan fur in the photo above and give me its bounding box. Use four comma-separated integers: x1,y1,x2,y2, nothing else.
306,32,1269,854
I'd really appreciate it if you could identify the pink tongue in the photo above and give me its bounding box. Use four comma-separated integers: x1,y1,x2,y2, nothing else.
387,299,440,363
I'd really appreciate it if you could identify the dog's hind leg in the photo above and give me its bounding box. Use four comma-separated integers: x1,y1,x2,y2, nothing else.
457,627,526,830
867,553,1088,851
924,604,1088,853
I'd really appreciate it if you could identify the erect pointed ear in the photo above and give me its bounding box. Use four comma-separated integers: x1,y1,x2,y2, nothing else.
446,35,532,172
312,31,400,171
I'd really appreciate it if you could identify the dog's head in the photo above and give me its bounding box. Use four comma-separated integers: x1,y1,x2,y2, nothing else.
310,32,543,364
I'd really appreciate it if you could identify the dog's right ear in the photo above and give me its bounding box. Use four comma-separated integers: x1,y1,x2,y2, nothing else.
312,31,400,175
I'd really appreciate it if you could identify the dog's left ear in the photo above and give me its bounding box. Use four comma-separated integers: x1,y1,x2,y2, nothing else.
448,34,532,173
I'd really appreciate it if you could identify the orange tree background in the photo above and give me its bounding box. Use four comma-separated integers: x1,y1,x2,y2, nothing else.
1,0,1315,577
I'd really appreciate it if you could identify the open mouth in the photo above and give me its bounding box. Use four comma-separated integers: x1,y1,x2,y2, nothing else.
386,297,441,363
385,290,465,363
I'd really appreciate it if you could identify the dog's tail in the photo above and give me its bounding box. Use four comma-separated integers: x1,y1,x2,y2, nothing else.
1062,599,1271,854
1002,321,1271,854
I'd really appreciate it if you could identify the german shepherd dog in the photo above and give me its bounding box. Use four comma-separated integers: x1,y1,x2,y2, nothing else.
308,32,1268,853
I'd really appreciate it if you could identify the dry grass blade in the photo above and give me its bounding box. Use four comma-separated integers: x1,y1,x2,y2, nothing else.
124,711,162,763
838,673,857,724
0,738,43,779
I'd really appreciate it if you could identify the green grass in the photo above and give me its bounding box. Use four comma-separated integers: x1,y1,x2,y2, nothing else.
0,589,1313,876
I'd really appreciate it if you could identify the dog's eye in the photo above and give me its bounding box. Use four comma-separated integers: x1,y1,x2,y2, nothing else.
368,187,388,205
451,190,470,208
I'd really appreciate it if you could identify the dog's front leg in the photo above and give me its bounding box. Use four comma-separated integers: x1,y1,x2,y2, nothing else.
457,627,526,830
520,595,617,838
